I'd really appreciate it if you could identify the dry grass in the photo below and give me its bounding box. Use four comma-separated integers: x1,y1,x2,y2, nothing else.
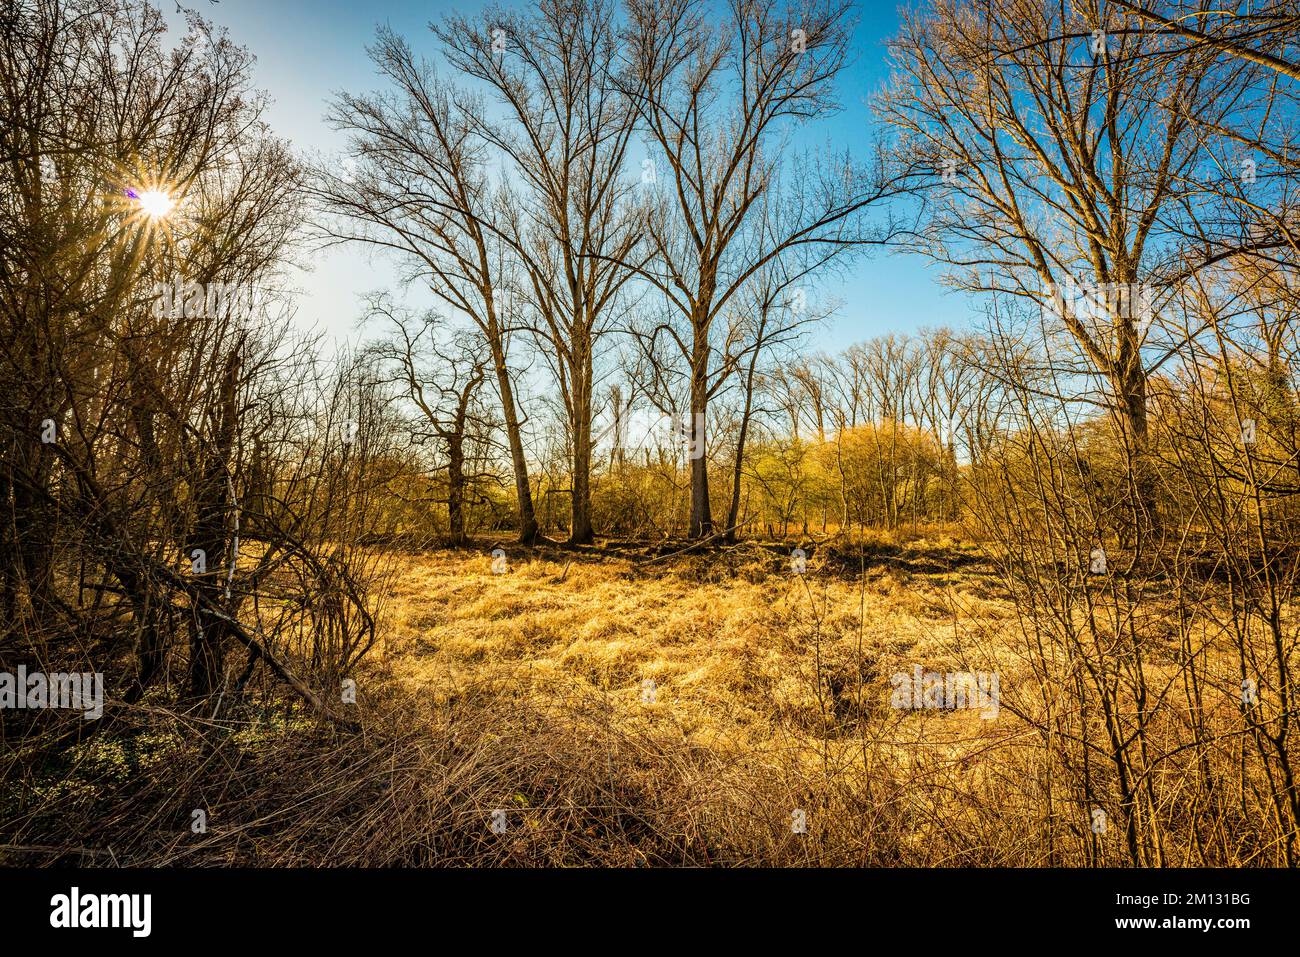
381,537,1013,753
7,532,1270,866
2,533,1037,866
329,535,1046,865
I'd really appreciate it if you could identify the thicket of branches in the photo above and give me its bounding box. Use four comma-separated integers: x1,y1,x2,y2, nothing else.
1,0,398,755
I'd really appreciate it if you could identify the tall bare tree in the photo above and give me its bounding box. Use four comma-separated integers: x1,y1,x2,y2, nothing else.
318,31,541,542
875,0,1279,529
623,0,897,537
434,0,644,544
364,295,493,545
719,252,824,539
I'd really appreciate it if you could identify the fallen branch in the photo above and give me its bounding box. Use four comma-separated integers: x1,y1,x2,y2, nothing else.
138,556,362,733
634,520,753,567
195,602,361,733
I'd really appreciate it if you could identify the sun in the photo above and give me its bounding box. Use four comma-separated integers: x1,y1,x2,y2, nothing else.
134,188,176,219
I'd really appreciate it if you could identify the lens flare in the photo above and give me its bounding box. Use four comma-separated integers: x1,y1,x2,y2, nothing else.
135,189,175,218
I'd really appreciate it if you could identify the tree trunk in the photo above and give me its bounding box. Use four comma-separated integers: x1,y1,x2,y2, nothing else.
447,434,467,545
489,338,539,544
187,350,239,700
10,430,56,619
1114,321,1156,537
689,323,712,538
725,338,762,543
568,337,594,545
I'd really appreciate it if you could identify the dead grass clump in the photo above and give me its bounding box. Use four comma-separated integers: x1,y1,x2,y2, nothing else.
0,679,923,866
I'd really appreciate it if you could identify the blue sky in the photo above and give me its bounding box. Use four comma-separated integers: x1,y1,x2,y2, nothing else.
167,0,973,353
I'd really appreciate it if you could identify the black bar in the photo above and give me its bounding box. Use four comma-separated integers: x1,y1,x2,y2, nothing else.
0,867,1284,944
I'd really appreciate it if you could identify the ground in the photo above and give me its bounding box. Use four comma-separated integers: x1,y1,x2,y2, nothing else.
368,534,1034,865
4,533,1256,866
383,535,1012,742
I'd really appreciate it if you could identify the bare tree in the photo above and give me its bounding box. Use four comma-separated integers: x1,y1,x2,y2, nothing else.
720,254,824,539
1,0,376,725
875,0,1279,529
364,295,494,545
435,0,644,544
622,0,898,537
318,31,541,542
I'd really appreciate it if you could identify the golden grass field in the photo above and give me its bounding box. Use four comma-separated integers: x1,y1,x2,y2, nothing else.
381,535,1014,748
336,533,1072,865
342,531,1268,867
